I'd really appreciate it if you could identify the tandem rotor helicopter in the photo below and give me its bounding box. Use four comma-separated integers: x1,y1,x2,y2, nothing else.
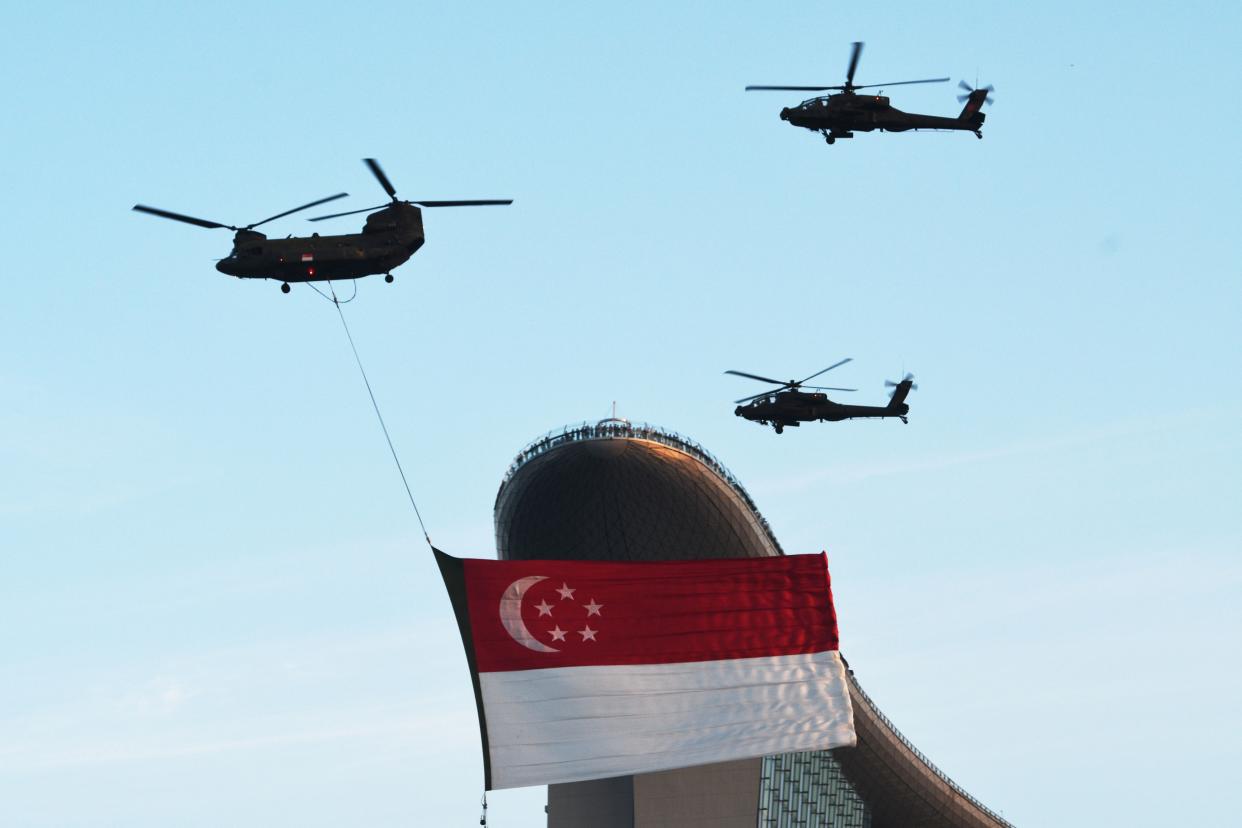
133,159,512,293
746,41,994,145
727,359,917,434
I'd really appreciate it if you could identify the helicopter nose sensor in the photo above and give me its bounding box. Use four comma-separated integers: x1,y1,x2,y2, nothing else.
780,108,791,121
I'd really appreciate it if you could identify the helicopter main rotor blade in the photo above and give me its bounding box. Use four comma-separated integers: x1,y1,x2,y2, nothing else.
745,85,833,91
846,41,863,86
364,158,397,200
307,203,389,222
805,386,857,392
725,369,788,386
248,192,349,229
735,387,794,405
852,77,951,90
414,199,514,207
132,204,235,230
798,358,853,385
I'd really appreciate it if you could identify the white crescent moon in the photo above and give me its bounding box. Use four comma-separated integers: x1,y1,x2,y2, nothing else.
499,576,559,653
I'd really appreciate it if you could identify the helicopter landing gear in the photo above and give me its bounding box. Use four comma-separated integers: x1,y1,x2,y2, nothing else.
900,416,909,424
384,273,394,283
823,132,835,145
280,282,291,294
975,130,983,139
774,423,785,434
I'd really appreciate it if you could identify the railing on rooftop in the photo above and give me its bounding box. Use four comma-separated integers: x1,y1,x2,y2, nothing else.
499,420,784,556
847,673,1014,828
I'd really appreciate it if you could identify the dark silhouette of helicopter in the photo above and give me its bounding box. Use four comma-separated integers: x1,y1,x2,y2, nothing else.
746,42,993,144
727,359,917,433
133,159,511,293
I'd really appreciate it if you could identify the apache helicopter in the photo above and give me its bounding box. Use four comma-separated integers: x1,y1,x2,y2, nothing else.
727,359,917,434
746,42,993,144
133,159,511,293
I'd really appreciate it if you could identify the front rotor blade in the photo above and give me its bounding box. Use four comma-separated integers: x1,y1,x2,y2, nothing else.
414,199,513,207
745,85,832,91
364,158,397,199
248,192,349,229
132,204,234,230
846,41,863,86
308,203,388,222
735,386,793,405
853,77,950,90
725,369,787,386
798,358,853,385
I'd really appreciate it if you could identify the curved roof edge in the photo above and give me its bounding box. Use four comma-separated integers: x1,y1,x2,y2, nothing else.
496,420,785,557
845,671,1014,827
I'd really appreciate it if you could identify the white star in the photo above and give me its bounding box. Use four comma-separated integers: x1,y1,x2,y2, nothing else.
535,599,553,617
549,626,567,642
583,599,603,617
578,625,597,642
556,583,576,601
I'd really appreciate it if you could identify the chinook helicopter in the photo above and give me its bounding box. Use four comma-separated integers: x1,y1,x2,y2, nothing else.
133,159,512,293
746,42,993,144
727,359,917,433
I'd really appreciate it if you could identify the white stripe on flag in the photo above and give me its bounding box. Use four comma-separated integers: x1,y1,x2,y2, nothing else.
479,651,855,789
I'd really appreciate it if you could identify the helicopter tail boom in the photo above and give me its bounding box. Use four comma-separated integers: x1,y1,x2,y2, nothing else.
957,89,989,125
886,379,914,413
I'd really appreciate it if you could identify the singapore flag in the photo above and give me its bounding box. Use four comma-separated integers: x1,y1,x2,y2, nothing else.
434,549,856,790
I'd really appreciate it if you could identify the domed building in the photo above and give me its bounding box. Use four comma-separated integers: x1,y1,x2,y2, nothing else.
495,419,1012,828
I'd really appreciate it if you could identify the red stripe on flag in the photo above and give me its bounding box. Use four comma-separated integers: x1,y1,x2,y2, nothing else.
463,553,839,672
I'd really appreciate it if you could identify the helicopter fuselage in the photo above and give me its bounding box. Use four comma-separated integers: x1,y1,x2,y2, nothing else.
779,91,985,141
734,385,912,433
215,202,425,282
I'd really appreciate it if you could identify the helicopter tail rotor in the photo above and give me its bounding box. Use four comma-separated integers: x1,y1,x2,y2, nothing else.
885,372,919,397
957,80,995,105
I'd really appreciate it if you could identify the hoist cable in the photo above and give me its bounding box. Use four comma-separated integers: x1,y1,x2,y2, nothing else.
323,281,433,549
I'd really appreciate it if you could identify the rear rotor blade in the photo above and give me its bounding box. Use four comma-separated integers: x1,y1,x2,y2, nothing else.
364,158,397,199
846,41,863,86
132,204,234,230
853,77,950,90
725,369,788,386
798,358,853,385
308,203,388,222
959,80,973,92
413,199,514,207
248,192,349,229
745,85,833,91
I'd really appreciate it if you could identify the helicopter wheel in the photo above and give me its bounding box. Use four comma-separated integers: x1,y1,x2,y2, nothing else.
975,131,983,139
384,273,394,284
824,135,835,145
280,282,291,294
774,424,784,434
900,416,909,424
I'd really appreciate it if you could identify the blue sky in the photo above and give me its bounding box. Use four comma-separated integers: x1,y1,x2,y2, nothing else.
2,1,1240,825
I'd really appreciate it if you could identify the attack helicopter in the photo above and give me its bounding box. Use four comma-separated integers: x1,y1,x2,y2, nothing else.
133,159,512,293
746,42,993,144
727,359,917,434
